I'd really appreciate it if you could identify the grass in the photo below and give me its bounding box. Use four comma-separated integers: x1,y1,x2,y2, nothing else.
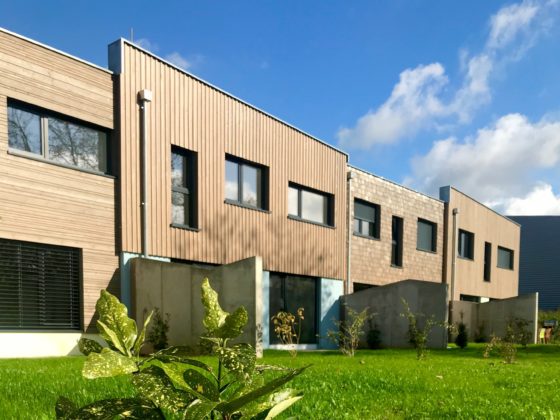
1,345,560,419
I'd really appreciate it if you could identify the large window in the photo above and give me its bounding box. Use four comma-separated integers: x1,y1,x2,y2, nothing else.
391,216,403,267
354,199,380,239
458,229,474,260
171,146,197,228
497,246,514,270
8,101,109,173
225,155,267,210
0,238,81,330
269,274,317,344
288,183,334,226
417,218,437,252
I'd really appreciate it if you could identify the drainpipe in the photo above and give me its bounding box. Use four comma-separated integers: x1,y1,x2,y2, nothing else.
138,89,152,258
346,170,355,295
449,207,459,322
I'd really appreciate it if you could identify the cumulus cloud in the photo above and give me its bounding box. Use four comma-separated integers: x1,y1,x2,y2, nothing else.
135,38,159,52
164,52,191,70
504,183,560,215
338,63,449,148
406,113,560,213
337,0,556,149
134,38,200,71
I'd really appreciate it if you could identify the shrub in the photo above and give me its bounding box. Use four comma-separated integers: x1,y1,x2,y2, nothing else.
454,322,468,349
506,317,532,347
146,307,170,351
474,322,487,343
483,335,516,364
366,320,382,350
56,280,307,419
400,299,439,360
271,308,304,357
327,306,372,357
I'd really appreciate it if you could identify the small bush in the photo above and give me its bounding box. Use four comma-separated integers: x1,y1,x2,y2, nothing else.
400,299,439,360
327,306,372,357
455,322,468,349
271,308,304,357
484,335,516,364
146,307,170,351
474,322,487,343
506,317,532,347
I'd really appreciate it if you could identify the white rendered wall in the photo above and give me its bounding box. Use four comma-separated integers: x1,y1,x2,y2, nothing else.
0,333,105,358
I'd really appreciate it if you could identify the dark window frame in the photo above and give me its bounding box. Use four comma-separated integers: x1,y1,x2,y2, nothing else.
391,216,404,267
7,99,111,175
0,238,83,331
484,241,492,282
288,182,335,227
458,229,475,260
416,218,437,253
224,154,269,211
171,146,198,229
353,198,380,239
497,246,514,270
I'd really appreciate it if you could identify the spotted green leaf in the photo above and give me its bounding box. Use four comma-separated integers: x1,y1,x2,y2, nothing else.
183,368,219,401
96,290,137,356
132,366,192,413
250,389,303,419
183,400,219,420
216,343,256,382
134,309,153,356
78,338,103,356
83,348,139,379
55,396,77,419
217,307,249,339
67,397,163,419
201,278,228,334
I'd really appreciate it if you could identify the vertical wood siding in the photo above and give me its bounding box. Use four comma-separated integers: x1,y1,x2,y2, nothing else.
0,30,117,329
118,42,347,280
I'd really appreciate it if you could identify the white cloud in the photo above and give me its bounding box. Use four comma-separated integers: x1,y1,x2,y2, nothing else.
337,0,557,149
164,52,191,70
135,38,159,52
504,183,560,215
406,113,560,213
338,63,449,148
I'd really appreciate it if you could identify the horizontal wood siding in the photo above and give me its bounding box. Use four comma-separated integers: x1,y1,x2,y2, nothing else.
0,30,117,330
118,43,347,279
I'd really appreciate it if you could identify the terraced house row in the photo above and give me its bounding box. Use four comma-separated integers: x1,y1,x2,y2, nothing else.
0,28,522,356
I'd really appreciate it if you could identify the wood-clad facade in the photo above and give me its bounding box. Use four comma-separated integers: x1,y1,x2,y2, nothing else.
0,29,118,330
110,40,348,280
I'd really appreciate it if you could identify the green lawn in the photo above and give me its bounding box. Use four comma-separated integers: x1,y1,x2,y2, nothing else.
1,345,559,419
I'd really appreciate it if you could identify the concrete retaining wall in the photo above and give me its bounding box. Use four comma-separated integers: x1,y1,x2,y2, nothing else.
131,256,262,353
453,293,538,343
343,280,448,348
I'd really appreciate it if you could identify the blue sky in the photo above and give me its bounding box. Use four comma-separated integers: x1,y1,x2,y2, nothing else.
4,0,560,214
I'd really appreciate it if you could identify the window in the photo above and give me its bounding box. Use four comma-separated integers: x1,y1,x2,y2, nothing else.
171,146,197,228
269,274,317,344
497,246,514,270
0,238,81,330
225,155,267,210
391,216,403,267
484,242,492,282
8,101,109,173
417,218,437,252
288,183,334,226
458,229,474,260
354,199,380,238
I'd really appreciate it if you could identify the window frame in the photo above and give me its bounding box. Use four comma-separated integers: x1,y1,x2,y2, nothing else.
416,218,437,253
7,99,111,176
483,241,492,282
170,145,198,230
287,182,335,228
353,198,380,239
458,229,475,260
497,246,514,270
391,216,404,268
224,154,269,211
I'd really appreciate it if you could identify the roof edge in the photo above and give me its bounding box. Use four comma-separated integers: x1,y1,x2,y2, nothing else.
348,164,444,204
0,27,112,74
115,38,348,158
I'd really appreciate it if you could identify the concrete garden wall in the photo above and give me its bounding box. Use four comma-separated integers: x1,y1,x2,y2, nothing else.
343,280,449,349
130,256,263,354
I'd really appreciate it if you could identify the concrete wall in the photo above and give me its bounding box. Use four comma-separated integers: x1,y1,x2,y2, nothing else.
452,293,538,343
0,333,105,358
131,256,262,353
349,167,444,288
343,280,448,348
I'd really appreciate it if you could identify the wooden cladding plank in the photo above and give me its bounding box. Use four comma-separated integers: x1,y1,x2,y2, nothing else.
119,44,347,279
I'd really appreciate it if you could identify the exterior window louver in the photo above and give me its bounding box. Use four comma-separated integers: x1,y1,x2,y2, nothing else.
0,238,81,330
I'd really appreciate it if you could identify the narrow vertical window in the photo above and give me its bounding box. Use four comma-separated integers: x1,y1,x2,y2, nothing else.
391,216,403,267
171,146,197,228
354,199,380,239
484,242,492,281
417,218,437,252
458,229,474,260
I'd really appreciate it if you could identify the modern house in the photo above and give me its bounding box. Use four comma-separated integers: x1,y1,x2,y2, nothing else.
508,216,560,310
0,28,527,356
